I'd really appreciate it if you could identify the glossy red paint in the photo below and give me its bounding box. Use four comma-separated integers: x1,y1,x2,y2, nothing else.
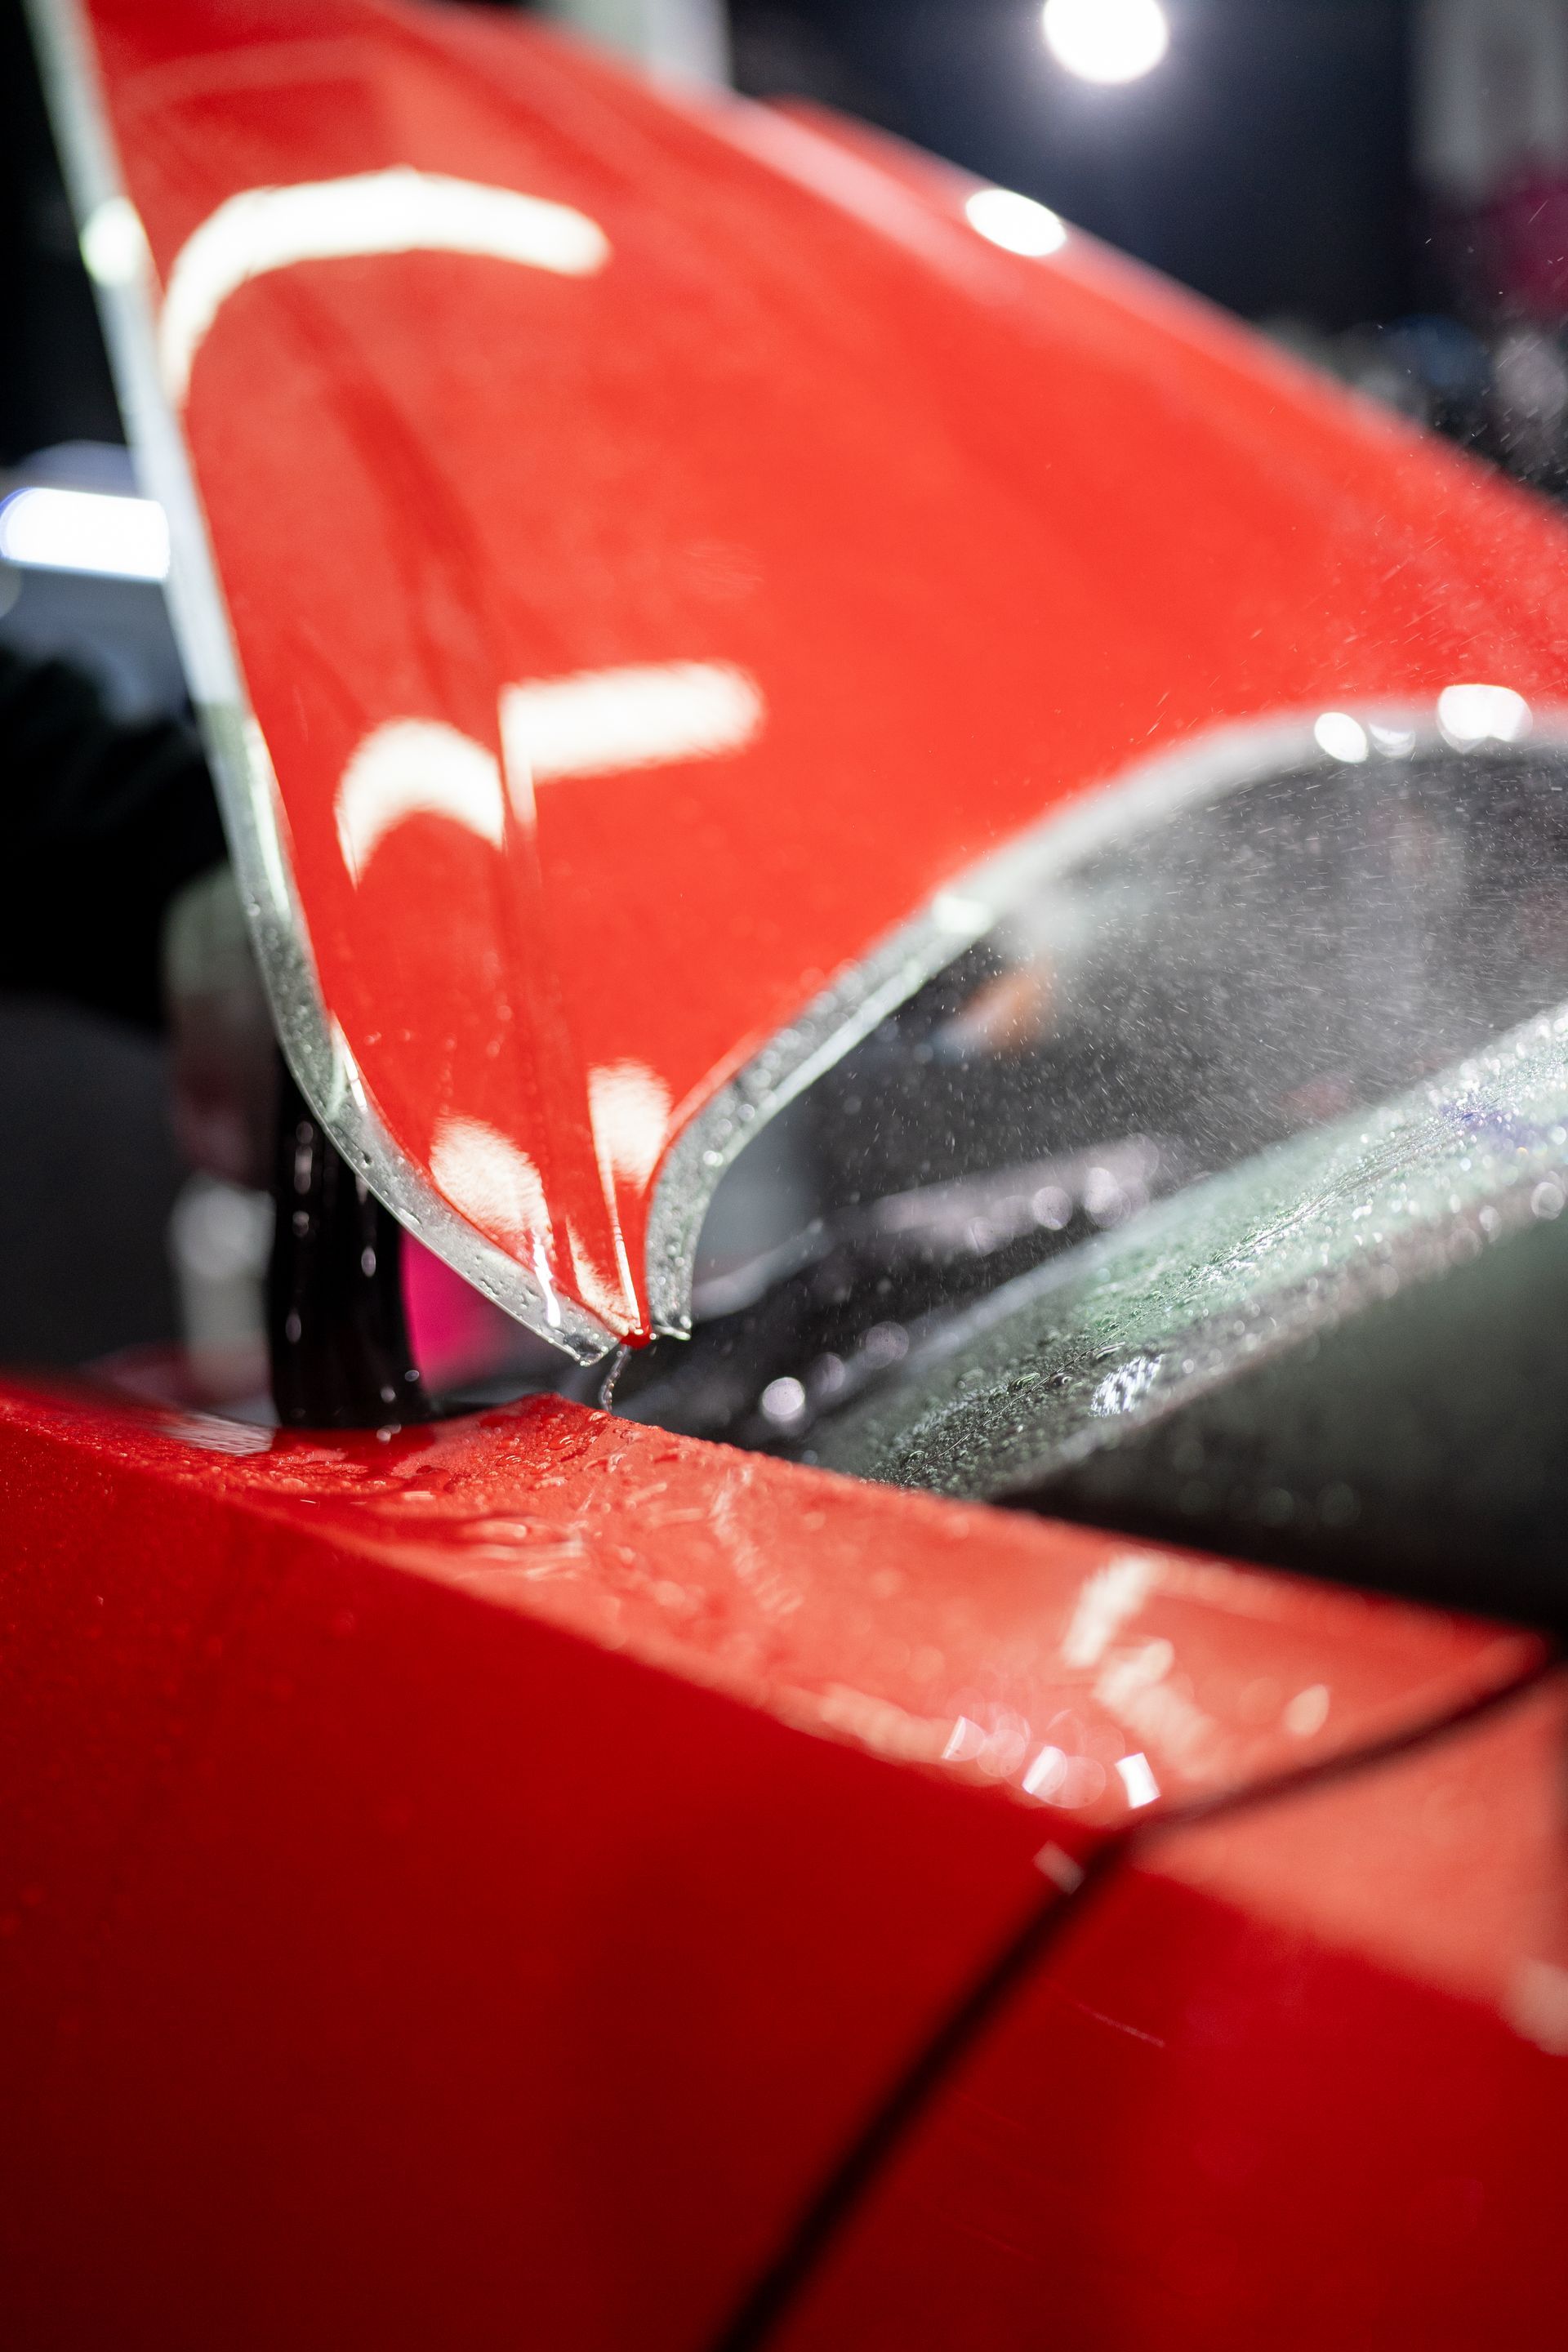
68,0,1568,1339
773,1675,1568,2351
0,1373,1543,2345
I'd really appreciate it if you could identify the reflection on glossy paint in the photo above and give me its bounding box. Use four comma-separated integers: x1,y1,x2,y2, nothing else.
1115,1749,1160,1807
964,185,1068,259
336,720,506,881
589,1062,674,1187
430,1116,552,1252
1313,710,1370,764
1437,681,1533,747
156,1410,274,1457
159,168,611,400
0,483,169,580
1284,1682,1331,1735
500,662,763,788
1060,1552,1156,1668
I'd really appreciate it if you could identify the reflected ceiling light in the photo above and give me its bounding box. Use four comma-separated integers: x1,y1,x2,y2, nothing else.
159,168,611,402
1115,1751,1160,1808
336,719,506,882
0,483,169,580
1042,0,1169,84
501,661,762,793
1437,682,1532,748
430,1116,553,1255
1313,711,1370,764
964,185,1067,258
590,1061,674,1191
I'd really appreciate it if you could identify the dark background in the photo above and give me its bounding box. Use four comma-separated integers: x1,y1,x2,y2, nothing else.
724,0,1417,328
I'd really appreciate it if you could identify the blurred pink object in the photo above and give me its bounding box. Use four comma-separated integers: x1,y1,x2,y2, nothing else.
402,1234,516,1388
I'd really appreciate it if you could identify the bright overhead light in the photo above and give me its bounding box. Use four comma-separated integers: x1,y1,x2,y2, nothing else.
964,186,1067,258
0,484,170,581
1043,0,1170,85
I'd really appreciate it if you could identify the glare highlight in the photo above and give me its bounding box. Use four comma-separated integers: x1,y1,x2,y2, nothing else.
0,484,169,580
430,1116,552,1252
1115,1750,1161,1808
159,168,611,401
1437,682,1533,748
1313,710,1370,764
1043,0,1169,84
501,661,763,790
964,186,1067,258
590,1062,674,1188
335,720,506,882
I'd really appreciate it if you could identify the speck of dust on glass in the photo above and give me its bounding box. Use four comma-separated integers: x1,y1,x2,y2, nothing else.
612,730,1568,1627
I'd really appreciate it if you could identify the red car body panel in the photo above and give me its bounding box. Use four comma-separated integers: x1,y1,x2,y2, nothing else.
59,0,1568,1339
9,2,1568,2343
0,1377,1550,2347
775,1677,1568,2352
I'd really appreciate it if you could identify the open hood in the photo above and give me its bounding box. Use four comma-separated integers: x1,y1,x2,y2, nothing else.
33,0,1568,1355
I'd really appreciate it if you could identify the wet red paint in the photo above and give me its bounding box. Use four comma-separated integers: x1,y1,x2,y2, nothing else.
75,0,1568,1337
0,1374,1548,2346
13,7,1567,2341
774,1676,1568,2351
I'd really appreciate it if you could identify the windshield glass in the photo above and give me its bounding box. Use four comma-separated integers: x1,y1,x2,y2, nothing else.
616,719,1568,1614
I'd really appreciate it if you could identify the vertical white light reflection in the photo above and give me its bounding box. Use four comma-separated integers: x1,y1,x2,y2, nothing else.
159,169,611,400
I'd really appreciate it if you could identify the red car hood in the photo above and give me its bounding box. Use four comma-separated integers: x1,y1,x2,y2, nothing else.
35,0,1568,1350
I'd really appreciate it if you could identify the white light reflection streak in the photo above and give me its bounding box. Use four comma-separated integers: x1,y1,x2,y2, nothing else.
501,662,763,794
159,169,611,401
335,720,506,881
430,1116,552,1253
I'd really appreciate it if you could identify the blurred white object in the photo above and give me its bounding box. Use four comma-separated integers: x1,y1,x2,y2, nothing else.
0,484,169,581
1042,0,1169,85
168,1172,273,1368
540,0,728,85
163,864,279,1192
1491,324,1568,474
1417,0,1568,204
